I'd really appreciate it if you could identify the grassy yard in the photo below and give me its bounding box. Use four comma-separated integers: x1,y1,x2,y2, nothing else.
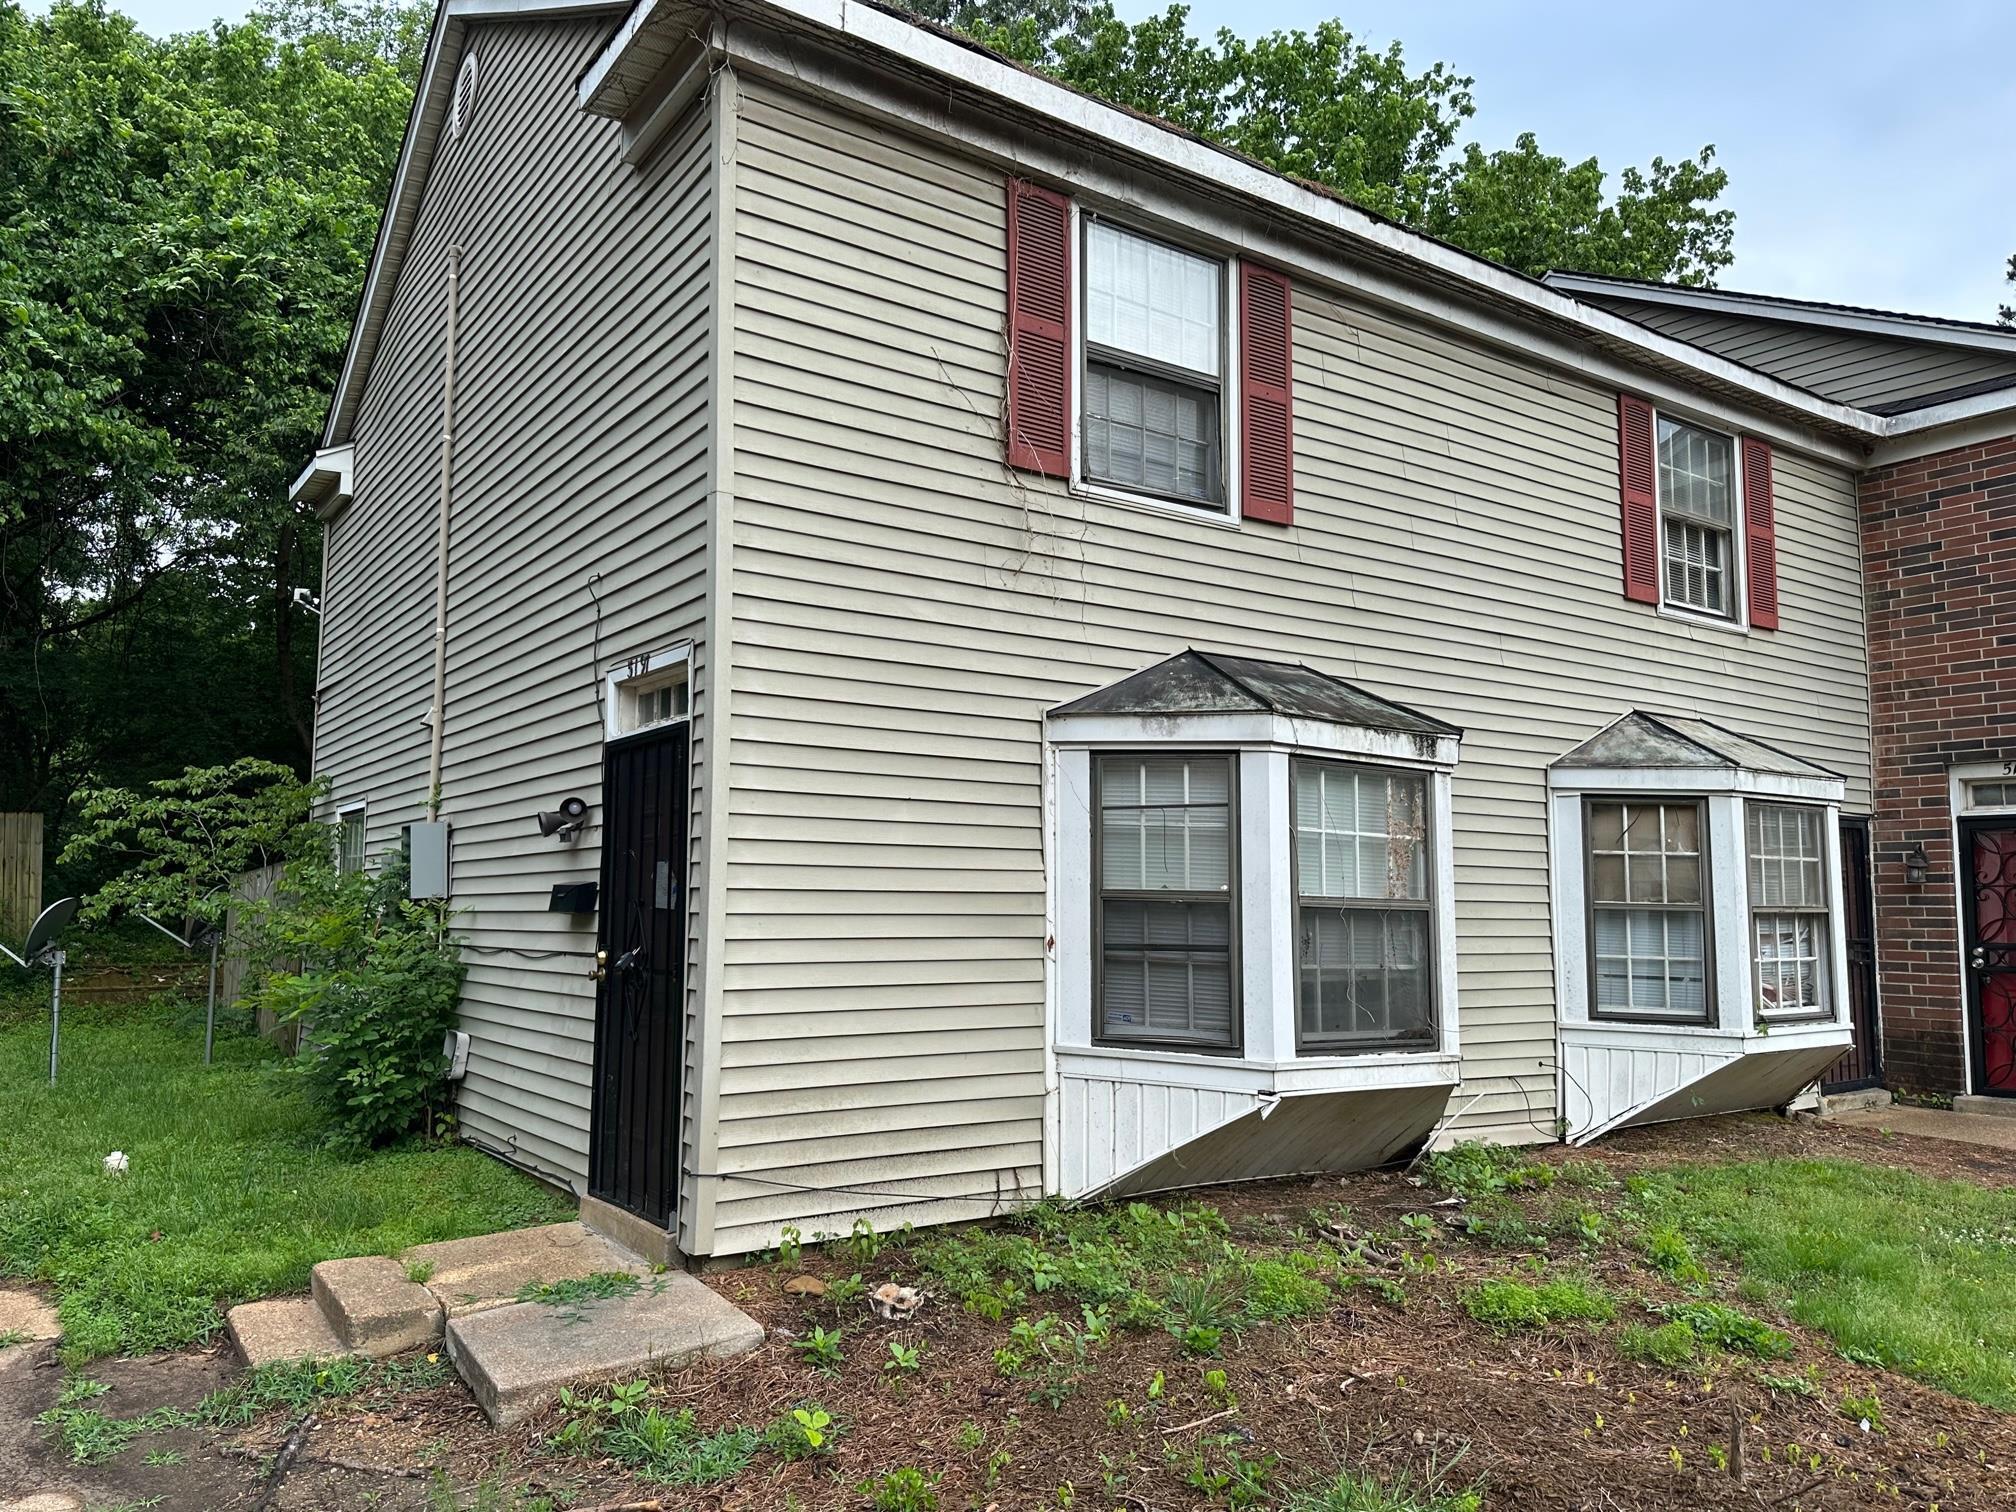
0,998,573,1360
1634,1155,2016,1409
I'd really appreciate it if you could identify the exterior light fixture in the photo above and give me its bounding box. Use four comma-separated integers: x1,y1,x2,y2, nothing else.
1904,842,1930,886
536,796,590,839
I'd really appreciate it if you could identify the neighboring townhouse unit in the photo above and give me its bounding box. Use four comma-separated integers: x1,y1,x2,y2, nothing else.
1554,275,2016,1112
290,0,2015,1261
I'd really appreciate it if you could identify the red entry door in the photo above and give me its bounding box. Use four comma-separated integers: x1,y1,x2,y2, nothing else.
1963,821,2016,1095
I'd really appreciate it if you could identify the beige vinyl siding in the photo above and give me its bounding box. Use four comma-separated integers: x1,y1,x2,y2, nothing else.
1596,298,2016,411
317,15,715,1208
713,77,1869,1253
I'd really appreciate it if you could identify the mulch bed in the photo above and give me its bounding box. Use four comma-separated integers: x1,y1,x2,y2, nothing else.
112,1114,2016,1509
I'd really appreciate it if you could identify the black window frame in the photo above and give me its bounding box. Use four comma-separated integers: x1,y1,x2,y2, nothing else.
1079,215,1231,515
1289,757,1439,1054
1583,795,1718,1027
1091,750,1242,1053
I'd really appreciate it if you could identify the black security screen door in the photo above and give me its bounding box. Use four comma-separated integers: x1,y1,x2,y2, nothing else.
1823,817,1882,1093
1963,819,2016,1097
589,723,689,1226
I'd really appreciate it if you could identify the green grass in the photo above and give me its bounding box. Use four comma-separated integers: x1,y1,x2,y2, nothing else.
0,1006,574,1361
1639,1157,2016,1408
1458,1275,1614,1331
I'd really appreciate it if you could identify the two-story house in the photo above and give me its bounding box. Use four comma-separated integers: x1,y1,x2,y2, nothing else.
287,0,2014,1262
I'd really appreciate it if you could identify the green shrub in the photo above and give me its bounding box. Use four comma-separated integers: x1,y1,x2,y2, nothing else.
249,840,464,1148
1460,1276,1613,1331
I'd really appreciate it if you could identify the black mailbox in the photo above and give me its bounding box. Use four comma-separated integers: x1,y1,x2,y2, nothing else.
548,881,598,915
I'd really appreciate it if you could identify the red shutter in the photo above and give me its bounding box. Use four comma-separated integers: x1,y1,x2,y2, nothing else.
1005,179,1071,478
1617,394,1659,604
1742,436,1779,630
1239,262,1294,525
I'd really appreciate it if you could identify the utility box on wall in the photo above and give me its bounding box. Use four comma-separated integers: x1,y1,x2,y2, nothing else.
408,821,451,899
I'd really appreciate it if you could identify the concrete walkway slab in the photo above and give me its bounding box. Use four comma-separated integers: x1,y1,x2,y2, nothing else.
446,1274,764,1427
0,1289,60,1348
1830,1102,2016,1152
225,1297,346,1369
311,1255,442,1356
401,1221,649,1318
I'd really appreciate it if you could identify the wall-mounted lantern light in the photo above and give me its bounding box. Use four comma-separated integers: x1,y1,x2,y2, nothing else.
1904,842,1930,886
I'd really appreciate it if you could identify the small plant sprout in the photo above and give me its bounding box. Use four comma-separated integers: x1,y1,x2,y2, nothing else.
777,1226,802,1265
792,1325,845,1374
857,1466,940,1512
884,1339,923,1376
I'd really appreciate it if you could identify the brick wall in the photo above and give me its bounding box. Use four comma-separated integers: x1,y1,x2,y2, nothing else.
1861,433,2016,1095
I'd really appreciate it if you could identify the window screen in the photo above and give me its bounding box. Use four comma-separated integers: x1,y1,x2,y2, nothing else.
1097,754,1236,1046
1083,221,1225,509
1747,803,1831,1018
1587,800,1711,1022
1658,418,1737,618
337,809,367,876
1293,761,1434,1049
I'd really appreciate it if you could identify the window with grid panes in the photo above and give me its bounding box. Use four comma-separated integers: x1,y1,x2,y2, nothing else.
337,808,366,876
1082,220,1226,510
1587,799,1711,1022
1293,761,1434,1049
1658,417,1737,618
1095,754,1237,1046
1747,803,1831,1019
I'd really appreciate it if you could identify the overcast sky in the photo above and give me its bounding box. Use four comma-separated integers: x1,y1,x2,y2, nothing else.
88,0,2016,322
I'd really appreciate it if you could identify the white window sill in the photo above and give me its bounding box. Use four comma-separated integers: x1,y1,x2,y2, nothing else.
1656,603,1750,637
1056,1042,1460,1097
1069,477,1243,531
1561,1019,1849,1052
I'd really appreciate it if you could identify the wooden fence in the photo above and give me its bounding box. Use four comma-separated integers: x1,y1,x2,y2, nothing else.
0,813,42,945
223,862,300,1052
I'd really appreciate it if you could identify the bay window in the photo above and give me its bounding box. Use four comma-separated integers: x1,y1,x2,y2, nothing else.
1747,803,1830,1019
1095,753,1237,1047
1586,799,1711,1023
1293,760,1434,1049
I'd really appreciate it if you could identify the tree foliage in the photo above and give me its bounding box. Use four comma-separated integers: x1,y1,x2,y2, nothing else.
58,760,328,928
906,0,1734,284
0,0,412,877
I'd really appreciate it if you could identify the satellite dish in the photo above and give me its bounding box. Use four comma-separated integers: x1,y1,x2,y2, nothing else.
22,897,79,961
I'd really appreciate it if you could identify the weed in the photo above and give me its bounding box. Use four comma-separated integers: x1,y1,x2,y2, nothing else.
777,1226,803,1266
793,1325,846,1374
1181,1437,1275,1509
1755,1368,1820,1398
763,1405,837,1460
1283,1466,1483,1512
187,1356,373,1427
1399,1213,1438,1243
1460,1276,1614,1331
825,1273,868,1311
1656,1301,1793,1360
1164,1265,1241,1338
143,1449,186,1466
1243,1257,1331,1321
0,1328,28,1349
884,1339,923,1376
546,1382,759,1485
951,1420,985,1455
858,1466,941,1511
1617,1321,1699,1368
996,1316,1094,1407
1420,1142,1556,1201
1338,1273,1407,1307
1840,1390,1885,1432
57,1376,110,1406
845,1218,886,1264
514,1271,642,1321
1642,1225,1711,1285
406,1260,435,1285
982,1449,1012,1491
37,1405,148,1465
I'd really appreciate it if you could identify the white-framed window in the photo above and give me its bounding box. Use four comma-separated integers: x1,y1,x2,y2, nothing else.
1747,803,1831,1020
1080,218,1230,513
1657,415,1740,620
336,804,367,876
1967,780,2016,810
1293,760,1435,1050
1586,798,1712,1023
604,645,692,741
1093,753,1237,1049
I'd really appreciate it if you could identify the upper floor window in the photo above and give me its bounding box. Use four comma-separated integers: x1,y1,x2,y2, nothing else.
1082,220,1227,512
1293,760,1435,1050
1658,417,1738,619
1095,753,1237,1048
1747,803,1830,1020
1587,798,1711,1023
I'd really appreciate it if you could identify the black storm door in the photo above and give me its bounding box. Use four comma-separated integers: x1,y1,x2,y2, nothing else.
1962,819,2016,1097
589,723,690,1225
1823,817,1882,1093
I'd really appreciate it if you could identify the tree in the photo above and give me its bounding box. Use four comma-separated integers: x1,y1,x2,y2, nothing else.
2000,252,2014,326
0,0,416,879
913,0,1734,284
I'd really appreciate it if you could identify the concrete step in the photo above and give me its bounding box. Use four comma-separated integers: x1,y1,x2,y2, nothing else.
1954,1094,2016,1121
225,1297,348,1370
310,1256,443,1358
400,1220,650,1319
445,1272,765,1427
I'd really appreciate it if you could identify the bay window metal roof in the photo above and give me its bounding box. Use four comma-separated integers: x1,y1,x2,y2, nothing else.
1552,710,1837,778
1049,650,1460,738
